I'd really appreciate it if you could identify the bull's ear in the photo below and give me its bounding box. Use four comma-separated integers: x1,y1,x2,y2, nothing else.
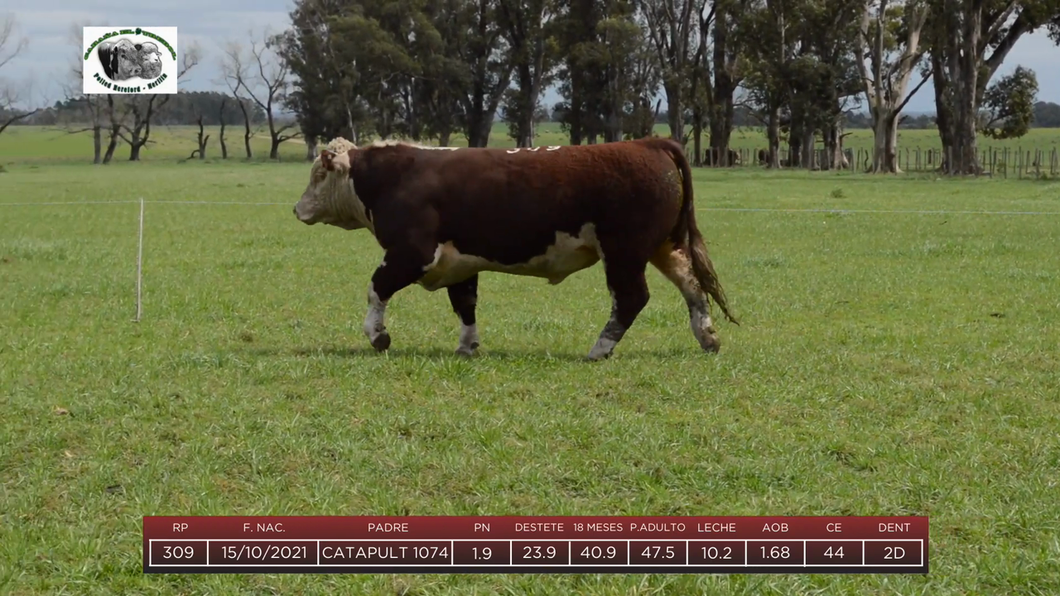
320,150,335,170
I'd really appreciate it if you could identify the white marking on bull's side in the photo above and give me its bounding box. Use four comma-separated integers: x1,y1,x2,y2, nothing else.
505,146,563,154
416,224,601,292
363,282,387,343
456,323,479,355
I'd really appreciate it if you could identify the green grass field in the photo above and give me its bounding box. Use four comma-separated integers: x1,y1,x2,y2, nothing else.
2,128,1060,594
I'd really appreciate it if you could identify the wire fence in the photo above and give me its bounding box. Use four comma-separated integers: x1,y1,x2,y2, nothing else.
699,146,1060,177
5,198,1059,323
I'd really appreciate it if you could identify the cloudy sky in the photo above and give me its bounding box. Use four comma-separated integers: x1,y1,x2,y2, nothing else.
4,0,1059,114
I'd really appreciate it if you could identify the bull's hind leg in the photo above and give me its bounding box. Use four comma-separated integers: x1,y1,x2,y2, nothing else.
587,261,651,361
447,274,480,356
364,244,436,351
650,243,720,353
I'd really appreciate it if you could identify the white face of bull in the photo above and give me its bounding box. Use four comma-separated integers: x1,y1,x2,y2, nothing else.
139,43,163,79
293,149,374,233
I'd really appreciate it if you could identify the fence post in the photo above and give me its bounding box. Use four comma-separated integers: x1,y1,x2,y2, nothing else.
135,197,144,323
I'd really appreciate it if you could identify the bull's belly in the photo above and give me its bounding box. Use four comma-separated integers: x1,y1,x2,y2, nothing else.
417,224,602,291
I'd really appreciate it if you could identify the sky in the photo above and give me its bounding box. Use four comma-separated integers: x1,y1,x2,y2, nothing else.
4,0,1059,115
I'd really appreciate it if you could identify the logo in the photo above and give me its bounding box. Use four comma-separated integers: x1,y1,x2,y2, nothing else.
83,27,178,94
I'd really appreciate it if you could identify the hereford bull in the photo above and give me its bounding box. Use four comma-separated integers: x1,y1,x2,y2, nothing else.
293,137,737,360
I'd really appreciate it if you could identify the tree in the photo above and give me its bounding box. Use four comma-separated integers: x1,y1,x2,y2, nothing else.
417,0,470,145
498,0,559,146
707,0,748,166
734,0,800,168
119,47,200,161
926,0,1060,174
61,21,106,163
458,0,514,146
0,15,39,137
281,0,372,145
224,30,299,159
1034,101,1060,127
857,0,931,173
981,65,1038,139
218,96,229,159
798,0,863,170
636,0,704,142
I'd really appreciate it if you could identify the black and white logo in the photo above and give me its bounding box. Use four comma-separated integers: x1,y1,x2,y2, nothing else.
83,27,178,94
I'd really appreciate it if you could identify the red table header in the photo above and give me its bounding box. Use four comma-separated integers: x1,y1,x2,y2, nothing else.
144,516,927,541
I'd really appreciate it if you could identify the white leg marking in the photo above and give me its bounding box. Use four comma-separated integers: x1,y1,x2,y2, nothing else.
690,307,716,350
456,323,480,356
363,282,389,350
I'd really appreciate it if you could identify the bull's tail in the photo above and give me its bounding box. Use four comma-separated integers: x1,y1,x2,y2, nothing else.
654,139,738,325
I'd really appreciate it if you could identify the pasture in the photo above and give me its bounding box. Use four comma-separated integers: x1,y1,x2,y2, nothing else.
2,129,1060,595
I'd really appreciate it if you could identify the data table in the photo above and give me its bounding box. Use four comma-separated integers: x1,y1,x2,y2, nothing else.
143,516,927,574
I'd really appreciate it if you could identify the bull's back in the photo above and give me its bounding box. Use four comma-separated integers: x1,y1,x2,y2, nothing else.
401,140,684,288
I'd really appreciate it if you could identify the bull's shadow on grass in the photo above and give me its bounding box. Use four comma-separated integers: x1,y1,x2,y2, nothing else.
236,344,697,362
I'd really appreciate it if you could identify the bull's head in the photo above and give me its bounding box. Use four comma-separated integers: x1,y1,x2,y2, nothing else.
293,142,373,232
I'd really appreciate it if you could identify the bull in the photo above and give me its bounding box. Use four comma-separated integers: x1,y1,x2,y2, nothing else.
293,137,737,360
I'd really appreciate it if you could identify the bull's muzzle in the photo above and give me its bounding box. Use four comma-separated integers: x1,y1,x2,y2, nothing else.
293,203,317,225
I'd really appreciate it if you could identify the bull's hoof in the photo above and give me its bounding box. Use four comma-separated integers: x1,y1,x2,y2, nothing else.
698,334,721,353
585,350,613,362
455,341,480,357
370,332,391,352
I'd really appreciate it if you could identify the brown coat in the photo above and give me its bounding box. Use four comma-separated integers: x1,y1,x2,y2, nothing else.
294,138,736,359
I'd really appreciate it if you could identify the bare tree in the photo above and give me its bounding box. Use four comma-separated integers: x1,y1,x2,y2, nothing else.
102,95,124,163
61,21,107,163
223,30,299,160
0,15,39,136
185,112,210,160
218,47,255,159
218,96,229,159
119,46,201,161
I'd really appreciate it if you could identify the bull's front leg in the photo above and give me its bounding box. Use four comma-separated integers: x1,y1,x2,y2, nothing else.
446,274,480,356
363,245,435,352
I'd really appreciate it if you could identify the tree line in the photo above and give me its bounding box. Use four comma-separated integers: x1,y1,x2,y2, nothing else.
13,95,1060,132
277,0,1060,174
2,6,1060,172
